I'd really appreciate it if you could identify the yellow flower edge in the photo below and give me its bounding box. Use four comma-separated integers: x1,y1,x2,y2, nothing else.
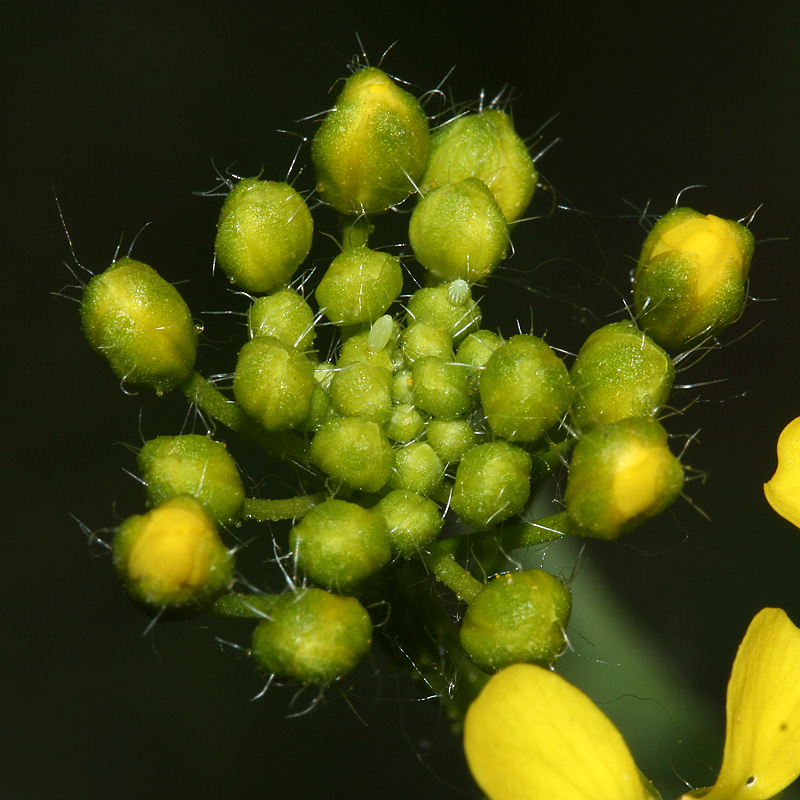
464,663,647,800
683,608,800,800
764,416,800,529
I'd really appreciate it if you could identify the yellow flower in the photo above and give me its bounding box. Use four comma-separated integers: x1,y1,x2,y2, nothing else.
682,608,800,800
463,663,648,800
764,416,800,529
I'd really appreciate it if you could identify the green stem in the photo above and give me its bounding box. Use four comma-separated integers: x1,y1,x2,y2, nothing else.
209,593,281,619
340,214,373,249
243,493,325,522
417,541,484,603
497,511,576,549
179,370,309,464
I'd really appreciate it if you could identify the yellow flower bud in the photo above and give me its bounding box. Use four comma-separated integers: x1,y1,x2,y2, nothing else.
464,663,647,800
764,416,800,529
633,207,754,350
113,496,233,613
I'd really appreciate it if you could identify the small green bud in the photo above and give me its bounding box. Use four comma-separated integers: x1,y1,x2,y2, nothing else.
633,207,755,349
312,66,430,215
392,369,415,405
113,496,233,614
290,499,391,592
401,322,454,366
451,441,532,529
422,110,537,223
425,419,476,464
214,178,313,293
247,289,316,351
406,283,482,343
409,178,509,283
570,321,675,431
310,417,394,493
329,362,393,425
455,329,505,371
251,588,372,685
80,257,198,394
137,435,245,527
480,334,573,442
233,336,315,432
374,490,444,558
385,403,426,444
412,357,471,420
338,329,396,372
316,246,403,326
460,569,571,672
388,441,444,496
565,417,684,540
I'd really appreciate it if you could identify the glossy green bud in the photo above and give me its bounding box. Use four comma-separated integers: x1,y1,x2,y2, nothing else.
406,283,482,343
422,110,537,223
385,403,426,444
113,496,233,614
401,322,454,366
80,257,197,394
633,207,755,349
480,334,573,442
388,441,444,496
409,178,509,283
460,569,571,672
374,490,444,558
251,588,372,685
247,289,316,351
312,66,430,215
392,369,415,405
456,329,505,371
452,441,532,529
565,417,684,540
316,246,403,327
570,321,675,431
338,328,396,372
310,417,394,492
329,362,393,425
214,178,313,293
137,435,245,527
412,357,471,420
289,499,391,592
425,419,476,464
233,336,315,432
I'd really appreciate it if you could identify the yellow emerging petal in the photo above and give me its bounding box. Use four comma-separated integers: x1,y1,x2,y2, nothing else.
464,663,647,800
696,608,800,800
764,416,800,529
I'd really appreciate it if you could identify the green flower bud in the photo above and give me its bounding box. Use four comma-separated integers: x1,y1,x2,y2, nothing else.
247,289,316,351
214,178,313,293
422,110,537,223
633,207,755,349
455,329,505,371
451,441,532,529
401,322,454,366
373,490,444,558
233,336,315,432
289,499,391,592
570,321,675,431
311,66,430,215
425,419,476,464
565,417,684,540
251,588,372,685
392,369,415,405
385,403,426,444
388,441,444,496
137,435,245,527
296,383,332,433
480,334,573,442
113,496,233,614
409,178,509,283
80,257,198,394
310,417,394,493
316,246,403,327
460,569,571,672
412,357,471,420
406,283,482,343
329,362,393,425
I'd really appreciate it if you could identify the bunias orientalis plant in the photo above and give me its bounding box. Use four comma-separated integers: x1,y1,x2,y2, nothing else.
71,53,792,799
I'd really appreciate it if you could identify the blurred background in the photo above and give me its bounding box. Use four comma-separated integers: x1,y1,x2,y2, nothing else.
5,2,800,798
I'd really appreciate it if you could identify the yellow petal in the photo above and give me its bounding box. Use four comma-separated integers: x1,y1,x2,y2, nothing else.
696,608,800,800
464,663,646,800
764,416,800,529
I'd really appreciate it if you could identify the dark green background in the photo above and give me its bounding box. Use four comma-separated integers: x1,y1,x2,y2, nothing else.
5,2,800,798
